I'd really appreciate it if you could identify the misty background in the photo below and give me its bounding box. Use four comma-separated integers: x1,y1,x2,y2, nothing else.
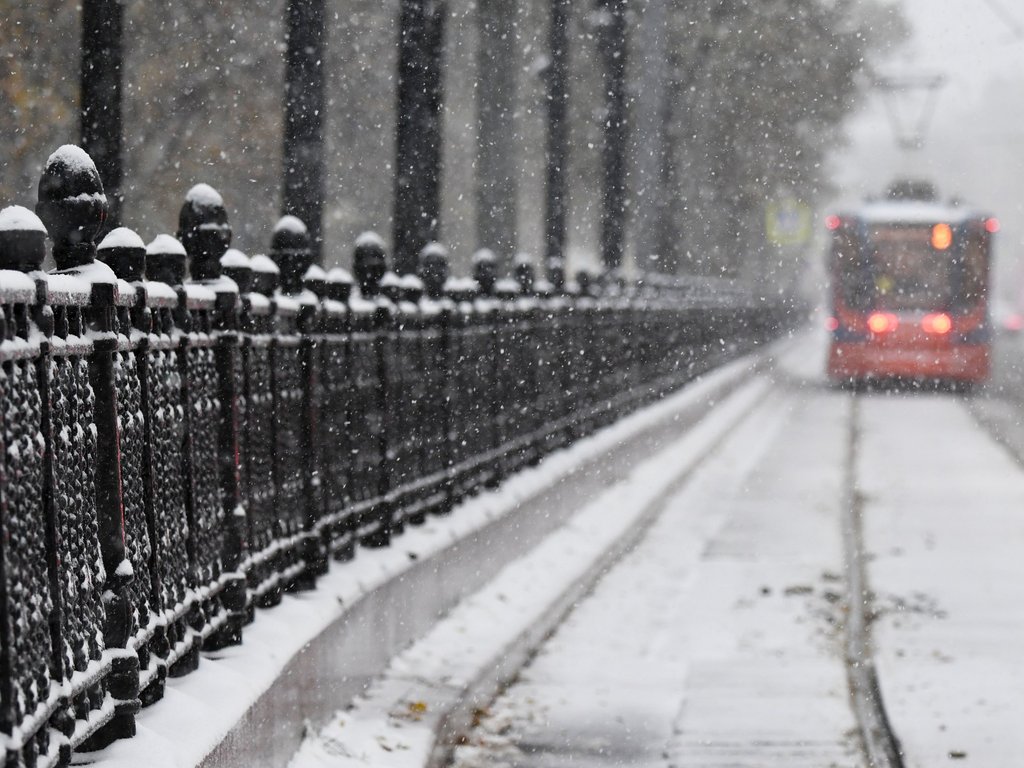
831,0,1024,308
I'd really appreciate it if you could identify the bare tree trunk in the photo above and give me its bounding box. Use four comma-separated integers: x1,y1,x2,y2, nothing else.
632,0,669,273
476,0,519,270
81,0,123,229
394,0,447,274
596,0,628,272
282,0,326,261
544,0,571,271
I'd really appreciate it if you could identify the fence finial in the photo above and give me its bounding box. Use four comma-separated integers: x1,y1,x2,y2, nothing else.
271,215,312,294
98,227,146,281
354,232,388,298
418,243,448,300
178,184,231,281
0,205,47,273
36,145,107,270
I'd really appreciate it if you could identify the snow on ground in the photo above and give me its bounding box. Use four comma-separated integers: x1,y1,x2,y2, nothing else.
81,342,778,768
288,356,777,768
859,394,1024,766
451,331,861,768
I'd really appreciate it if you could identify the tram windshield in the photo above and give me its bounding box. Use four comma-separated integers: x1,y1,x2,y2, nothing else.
835,223,986,313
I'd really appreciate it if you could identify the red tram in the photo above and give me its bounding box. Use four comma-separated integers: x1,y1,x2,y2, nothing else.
825,186,997,386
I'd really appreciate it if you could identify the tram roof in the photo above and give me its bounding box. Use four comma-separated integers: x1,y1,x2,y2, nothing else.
851,199,983,226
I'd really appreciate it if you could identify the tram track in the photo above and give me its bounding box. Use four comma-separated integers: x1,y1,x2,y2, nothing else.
843,394,904,768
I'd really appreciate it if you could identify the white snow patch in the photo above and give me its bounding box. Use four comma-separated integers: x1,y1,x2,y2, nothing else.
274,215,308,234
185,184,223,208
0,270,37,301
220,249,250,268
98,227,145,251
46,144,96,174
327,267,353,284
0,205,46,234
142,281,179,304
304,264,327,280
249,254,280,274
355,231,385,249
146,235,186,257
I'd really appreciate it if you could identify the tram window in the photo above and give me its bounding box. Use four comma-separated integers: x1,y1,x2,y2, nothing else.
833,231,873,311
957,233,987,309
869,225,953,311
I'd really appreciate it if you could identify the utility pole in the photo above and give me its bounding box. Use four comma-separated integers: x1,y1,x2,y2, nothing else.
476,0,519,271
81,0,124,228
282,0,327,262
394,0,447,275
544,0,570,271
596,0,628,272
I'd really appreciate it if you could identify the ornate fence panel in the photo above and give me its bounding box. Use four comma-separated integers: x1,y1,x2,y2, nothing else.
347,296,390,544
388,298,431,527
132,280,198,697
0,149,790,767
0,271,58,768
448,295,500,501
237,290,281,607
267,295,310,588
317,295,356,559
178,285,234,649
44,273,140,756
417,298,452,517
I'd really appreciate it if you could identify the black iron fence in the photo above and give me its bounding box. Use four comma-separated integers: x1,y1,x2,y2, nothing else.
0,147,790,768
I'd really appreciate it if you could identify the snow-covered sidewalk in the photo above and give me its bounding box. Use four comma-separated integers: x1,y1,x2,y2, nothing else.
283,327,1024,768
291,332,864,768
450,333,862,768
859,395,1024,766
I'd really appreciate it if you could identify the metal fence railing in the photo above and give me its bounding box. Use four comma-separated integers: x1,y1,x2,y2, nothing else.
0,147,791,767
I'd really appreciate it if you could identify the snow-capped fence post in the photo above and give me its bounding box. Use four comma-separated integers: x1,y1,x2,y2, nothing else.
471,251,503,486
35,146,142,751
268,216,327,588
492,275,526,477
319,266,357,560
301,262,330,575
98,227,179,709
532,271,566,454
350,233,394,546
417,242,456,517
508,257,543,466
446,274,500,502
177,185,248,651
546,258,579,447
570,269,600,436
387,271,432,528
238,253,288,609
139,234,206,678
378,270,408,533
0,206,64,767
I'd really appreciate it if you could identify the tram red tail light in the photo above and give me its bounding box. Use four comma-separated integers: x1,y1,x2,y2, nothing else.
867,312,899,334
931,223,954,250
921,312,953,335
825,316,839,332
825,215,842,231
985,217,1000,234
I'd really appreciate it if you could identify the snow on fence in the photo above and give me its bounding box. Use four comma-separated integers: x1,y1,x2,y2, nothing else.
0,147,788,768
